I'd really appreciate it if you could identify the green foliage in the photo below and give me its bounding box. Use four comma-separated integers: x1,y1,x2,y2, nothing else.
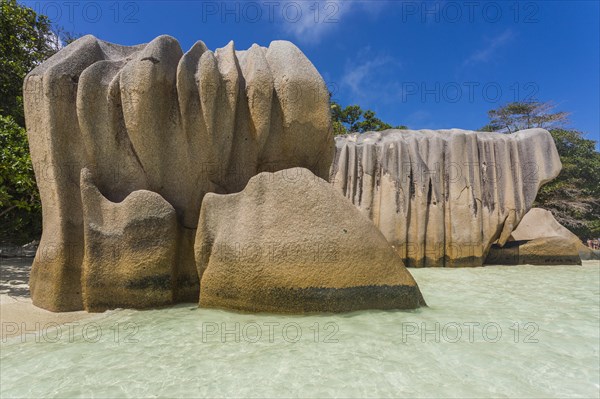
0,115,41,244
482,101,599,239
483,101,568,133
0,0,56,126
535,129,600,239
0,0,69,243
331,101,406,135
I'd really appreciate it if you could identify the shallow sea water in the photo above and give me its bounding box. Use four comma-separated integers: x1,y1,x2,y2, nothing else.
1,262,599,398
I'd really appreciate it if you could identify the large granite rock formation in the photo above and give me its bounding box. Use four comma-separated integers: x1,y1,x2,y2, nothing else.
330,129,562,267
195,168,425,313
486,208,593,265
24,35,333,311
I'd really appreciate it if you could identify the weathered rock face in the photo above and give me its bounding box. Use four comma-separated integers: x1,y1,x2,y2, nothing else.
195,168,426,313
24,35,333,311
485,208,586,265
80,168,179,310
330,129,562,267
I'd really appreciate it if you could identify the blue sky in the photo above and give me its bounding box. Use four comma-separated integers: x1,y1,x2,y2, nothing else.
23,0,599,144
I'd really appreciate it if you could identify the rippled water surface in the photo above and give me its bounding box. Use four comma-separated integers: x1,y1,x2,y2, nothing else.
1,262,599,398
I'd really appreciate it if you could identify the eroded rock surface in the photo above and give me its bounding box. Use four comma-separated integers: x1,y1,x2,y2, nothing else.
80,168,179,310
486,208,586,265
24,35,333,311
330,129,562,267
195,168,426,313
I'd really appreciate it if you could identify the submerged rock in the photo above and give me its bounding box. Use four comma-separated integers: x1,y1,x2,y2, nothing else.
24,35,333,311
330,129,562,267
195,168,426,313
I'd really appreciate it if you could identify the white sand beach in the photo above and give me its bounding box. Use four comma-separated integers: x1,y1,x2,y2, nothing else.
0,257,95,341
0,294,95,341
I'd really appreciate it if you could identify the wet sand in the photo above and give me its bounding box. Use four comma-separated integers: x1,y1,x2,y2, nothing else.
0,257,95,341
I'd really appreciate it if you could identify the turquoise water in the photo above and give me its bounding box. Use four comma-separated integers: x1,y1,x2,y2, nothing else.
1,262,599,398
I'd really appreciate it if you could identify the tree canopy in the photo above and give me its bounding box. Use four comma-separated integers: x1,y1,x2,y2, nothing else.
535,128,600,238
0,115,41,243
481,101,600,239
0,0,60,243
480,101,569,134
0,0,56,126
330,101,407,135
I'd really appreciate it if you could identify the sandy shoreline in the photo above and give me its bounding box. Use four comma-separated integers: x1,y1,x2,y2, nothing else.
0,294,97,341
0,257,96,341
2,256,598,342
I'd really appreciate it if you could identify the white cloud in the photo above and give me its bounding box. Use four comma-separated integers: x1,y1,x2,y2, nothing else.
279,1,386,44
463,29,515,67
339,48,402,103
343,56,395,94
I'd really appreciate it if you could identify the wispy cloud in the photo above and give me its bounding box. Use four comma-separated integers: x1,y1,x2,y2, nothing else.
280,1,348,43
339,48,402,104
463,29,515,67
279,1,387,44
343,56,396,94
